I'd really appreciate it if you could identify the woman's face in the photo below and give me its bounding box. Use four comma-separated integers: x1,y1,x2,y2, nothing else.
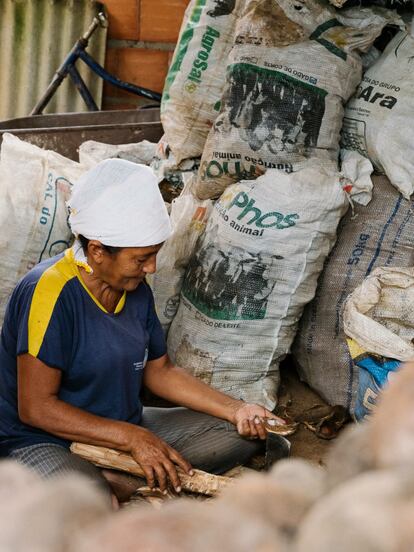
97,243,163,292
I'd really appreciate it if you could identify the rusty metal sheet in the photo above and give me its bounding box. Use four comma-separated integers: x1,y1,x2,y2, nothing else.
0,0,107,120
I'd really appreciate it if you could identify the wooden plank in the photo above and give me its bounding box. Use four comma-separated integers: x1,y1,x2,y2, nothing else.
71,443,232,496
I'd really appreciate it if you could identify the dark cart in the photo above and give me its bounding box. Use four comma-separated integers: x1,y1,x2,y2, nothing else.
0,109,163,161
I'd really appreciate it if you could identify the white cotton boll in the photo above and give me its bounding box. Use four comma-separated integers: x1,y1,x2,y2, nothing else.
325,423,375,490
76,499,285,552
269,459,327,502
218,460,326,542
0,460,42,508
295,469,414,552
0,473,110,552
367,361,414,471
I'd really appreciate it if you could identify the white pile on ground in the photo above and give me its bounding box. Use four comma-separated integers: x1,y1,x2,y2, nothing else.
0,461,109,552
74,459,326,552
296,468,414,552
73,361,414,552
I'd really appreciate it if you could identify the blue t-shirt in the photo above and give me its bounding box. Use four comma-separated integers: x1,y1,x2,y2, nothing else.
0,248,166,455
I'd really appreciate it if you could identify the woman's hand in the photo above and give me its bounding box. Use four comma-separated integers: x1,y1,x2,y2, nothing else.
233,403,286,440
128,427,193,493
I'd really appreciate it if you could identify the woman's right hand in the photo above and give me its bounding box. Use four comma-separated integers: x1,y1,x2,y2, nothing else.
128,427,193,493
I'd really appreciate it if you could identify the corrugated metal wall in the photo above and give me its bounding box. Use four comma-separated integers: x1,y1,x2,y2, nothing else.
0,0,107,120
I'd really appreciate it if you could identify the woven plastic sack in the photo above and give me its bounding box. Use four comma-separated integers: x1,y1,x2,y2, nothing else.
150,136,200,199
292,175,414,410
195,0,396,200
342,31,414,198
79,140,156,169
347,338,401,420
0,134,84,323
344,266,414,418
167,164,348,409
149,179,214,332
344,267,414,360
161,0,244,163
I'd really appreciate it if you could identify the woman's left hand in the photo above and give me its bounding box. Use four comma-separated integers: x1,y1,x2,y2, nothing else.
233,403,286,440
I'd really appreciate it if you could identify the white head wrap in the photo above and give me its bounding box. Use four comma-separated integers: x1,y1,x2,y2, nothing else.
68,159,172,247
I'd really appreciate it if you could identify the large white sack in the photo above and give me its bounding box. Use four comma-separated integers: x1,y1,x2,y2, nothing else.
161,0,244,163
149,179,214,332
167,164,349,409
0,133,84,322
78,140,156,169
195,0,397,200
292,175,414,410
343,266,414,361
342,31,414,198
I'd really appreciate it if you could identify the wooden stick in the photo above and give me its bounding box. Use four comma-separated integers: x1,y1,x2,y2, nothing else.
70,443,232,496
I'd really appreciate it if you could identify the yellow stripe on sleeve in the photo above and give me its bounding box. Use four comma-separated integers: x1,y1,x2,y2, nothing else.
28,255,77,357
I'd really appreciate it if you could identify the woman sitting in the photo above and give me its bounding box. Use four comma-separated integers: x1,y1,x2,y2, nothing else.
0,159,282,501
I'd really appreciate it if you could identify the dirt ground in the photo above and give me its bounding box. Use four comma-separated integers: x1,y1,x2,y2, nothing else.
278,361,336,466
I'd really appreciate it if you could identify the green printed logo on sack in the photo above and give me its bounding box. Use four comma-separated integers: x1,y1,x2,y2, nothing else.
185,26,220,91
162,0,206,105
181,234,285,321
216,190,299,236
200,156,294,183
180,184,300,322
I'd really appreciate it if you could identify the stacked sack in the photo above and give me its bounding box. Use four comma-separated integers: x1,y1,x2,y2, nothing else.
149,178,214,332
292,175,414,414
161,0,245,162
0,134,84,324
194,0,399,199
293,26,414,418
342,30,414,198
160,0,400,408
167,165,349,409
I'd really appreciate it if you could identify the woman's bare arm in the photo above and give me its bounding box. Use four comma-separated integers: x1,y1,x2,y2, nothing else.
17,353,191,491
144,354,284,439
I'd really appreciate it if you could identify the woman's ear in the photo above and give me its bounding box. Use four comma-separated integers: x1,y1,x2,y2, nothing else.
87,240,105,265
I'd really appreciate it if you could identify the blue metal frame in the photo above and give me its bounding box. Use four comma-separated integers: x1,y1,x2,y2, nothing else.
68,64,99,111
31,16,162,115
79,50,161,104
